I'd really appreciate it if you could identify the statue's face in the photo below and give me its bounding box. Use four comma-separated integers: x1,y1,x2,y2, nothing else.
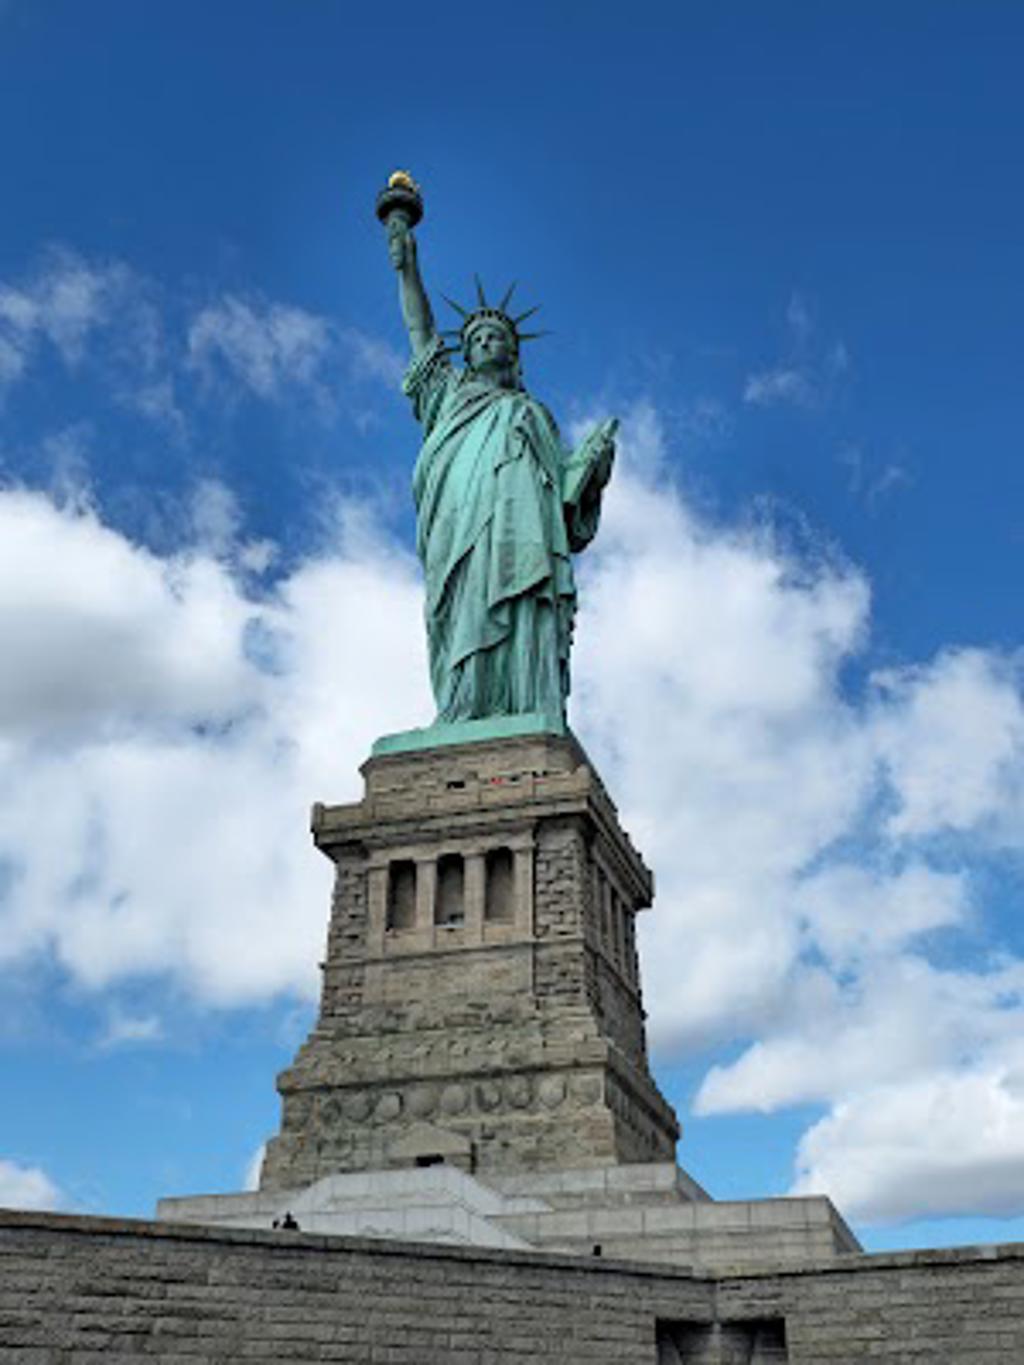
465,320,516,380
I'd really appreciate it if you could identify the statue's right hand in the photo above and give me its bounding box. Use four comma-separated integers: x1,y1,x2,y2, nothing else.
387,215,412,271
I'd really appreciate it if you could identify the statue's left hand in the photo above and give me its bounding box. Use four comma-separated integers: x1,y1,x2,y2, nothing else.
591,417,618,486
599,416,619,447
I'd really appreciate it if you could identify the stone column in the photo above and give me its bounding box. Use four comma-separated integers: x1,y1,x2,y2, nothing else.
513,844,534,934
366,858,389,956
464,851,486,944
415,856,437,931
600,874,612,951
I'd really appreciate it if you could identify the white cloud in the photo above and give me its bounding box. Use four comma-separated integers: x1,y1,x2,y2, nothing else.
341,327,406,387
41,424,95,512
0,248,159,378
0,481,429,1003
871,648,1024,841
792,1066,1024,1222
743,291,849,409
189,478,242,558
838,445,912,509
0,248,398,437
238,538,277,575
743,366,816,407
98,1008,164,1049
0,334,26,385
0,1158,65,1211
186,293,405,417
187,294,333,404
126,376,186,436
244,1143,266,1192
866,462,911,506
794,862,969,971
0,248,184,433
0,487,256,736
695,954,1024,1116
32,255,117,365
786,293,814,345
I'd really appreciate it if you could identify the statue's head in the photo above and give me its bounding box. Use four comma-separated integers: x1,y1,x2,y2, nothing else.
463,313,519,384
442,279,545,388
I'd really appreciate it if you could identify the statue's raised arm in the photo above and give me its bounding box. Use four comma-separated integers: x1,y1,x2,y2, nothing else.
376,172,435,356
374,171,617,741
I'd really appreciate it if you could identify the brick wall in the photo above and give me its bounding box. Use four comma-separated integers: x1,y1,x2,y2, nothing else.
4,1210,1024,1362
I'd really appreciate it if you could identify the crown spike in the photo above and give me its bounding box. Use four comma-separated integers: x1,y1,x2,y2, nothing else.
474,274,488,307
441,294,469,318
513,305,540,325
499,281,517,311
517,330,551,343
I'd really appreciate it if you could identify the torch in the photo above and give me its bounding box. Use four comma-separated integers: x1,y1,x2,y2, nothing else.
376,170,423,256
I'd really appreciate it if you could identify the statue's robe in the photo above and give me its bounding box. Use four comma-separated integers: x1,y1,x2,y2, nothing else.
404,336,603,724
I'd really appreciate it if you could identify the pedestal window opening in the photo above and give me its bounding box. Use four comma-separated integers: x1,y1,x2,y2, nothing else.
484,847,515,923
386,860,417,930
435,853,465,925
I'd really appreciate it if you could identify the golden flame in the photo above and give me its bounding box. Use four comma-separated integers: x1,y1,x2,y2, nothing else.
388,170,418,192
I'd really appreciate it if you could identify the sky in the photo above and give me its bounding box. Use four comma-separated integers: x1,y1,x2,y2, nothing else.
0,0,1023,1255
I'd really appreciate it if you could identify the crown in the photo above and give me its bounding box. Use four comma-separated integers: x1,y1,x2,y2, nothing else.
439,277,548,357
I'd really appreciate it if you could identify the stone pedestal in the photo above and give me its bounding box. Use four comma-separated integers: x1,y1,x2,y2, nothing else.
260,731,680,1190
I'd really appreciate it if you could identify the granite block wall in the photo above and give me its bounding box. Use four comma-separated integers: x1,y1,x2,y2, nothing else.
4,1210,1024,1363
0,1211,705,1364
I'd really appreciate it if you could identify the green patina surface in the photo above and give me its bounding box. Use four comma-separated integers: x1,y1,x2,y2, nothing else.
371,709,566,757
377,174,616,738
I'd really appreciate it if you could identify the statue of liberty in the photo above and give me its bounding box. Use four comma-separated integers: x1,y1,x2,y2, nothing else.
377,173,617,737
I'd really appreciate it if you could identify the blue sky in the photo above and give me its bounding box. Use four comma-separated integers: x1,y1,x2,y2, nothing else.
1,0,1024,1254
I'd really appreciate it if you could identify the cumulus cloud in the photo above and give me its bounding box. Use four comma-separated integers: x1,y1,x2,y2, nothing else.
871,649,1024,841
0,482,428,1003
792,1066,1024,1222
0,1158,65,1211
0,487,256,736
696,953,1024,1115
2,400,1024,1227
